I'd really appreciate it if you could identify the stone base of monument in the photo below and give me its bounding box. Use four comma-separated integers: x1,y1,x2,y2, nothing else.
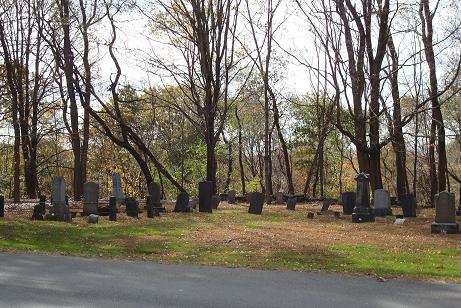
317,210,341,219
373,208,392,217
352,211,375,223
431,222,460,234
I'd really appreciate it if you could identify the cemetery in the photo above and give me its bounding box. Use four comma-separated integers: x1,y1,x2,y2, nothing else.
0,172,460,284
1,2,461,305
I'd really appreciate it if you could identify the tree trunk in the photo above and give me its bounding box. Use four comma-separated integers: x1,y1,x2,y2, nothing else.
235,106,246,195
60,0,83,200
269,88,294,195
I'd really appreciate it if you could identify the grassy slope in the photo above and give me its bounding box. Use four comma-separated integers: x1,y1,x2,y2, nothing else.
0,205,460,283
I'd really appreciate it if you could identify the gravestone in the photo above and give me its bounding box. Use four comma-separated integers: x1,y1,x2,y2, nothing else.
248,192,264,215
111,172,125,204
373,189,392,217
275,191,284,204
31,204,44,220
431,191,459,234
307,212,315,219
125,197,139,218
39,195,46,214
88,214,99,224
145,196,155,218
109,197,117,221
52,176,70,221
321,199,331,212
0,195,4,218
83,182,99,216
228,190,236,204
286,197,296,210
198,181,213,213
189,197,198,210
341,192,356,215
456,185,461,216
352,173,375,223
394,218,405,225
211,195,221,209
148,182,165,212
174,191,190,213
400,194,416,217
248,192,264,214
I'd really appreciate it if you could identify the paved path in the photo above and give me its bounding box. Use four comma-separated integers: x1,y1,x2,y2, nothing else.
0,252,459,307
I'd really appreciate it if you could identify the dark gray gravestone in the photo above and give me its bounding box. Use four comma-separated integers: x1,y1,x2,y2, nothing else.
174,192,190,213
145,196,155,218
228,190,236,204
352,173,375,223
109,197,117,221
112,173,125,204
88,214,99,224
321,199,331,212
432,191,459,234
148,182,161,206
198,181,213,213
373,189,392,217
400,194,416,217
275,191,284,204
83,182,99,216
39,195,46,214
248,192,264,215
0,195,4,218
211,195,221,209
342,192,356,215
125,197,139,218
52,176,70,221
287,197,296,210
456,185,461,216
31,204,43,220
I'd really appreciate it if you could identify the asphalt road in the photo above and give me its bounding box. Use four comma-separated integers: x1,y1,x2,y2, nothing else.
0,252,459,308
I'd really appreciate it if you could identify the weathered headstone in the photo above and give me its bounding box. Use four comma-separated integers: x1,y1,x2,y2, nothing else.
456,185,461,216
400,194,416,217
228,190,236,204
248,192,264,215
321,199,331,212
211,195,221,210
83,182,99,216
394,218,405,225
341,192,356,215
373,189,392,217
31,204,43,220
275,191,284,204
431,191,459,234
125,197,139,218
52,176,70,221
352,172,375,223
174,191,190,213
111,172,125,204
198,181,213,213
39,195,46,214
307,212,315,219
145,196,154,218
286,197,296,210
0,195,4,218
109,196,117,221
148,182,165,212
88,214,99,224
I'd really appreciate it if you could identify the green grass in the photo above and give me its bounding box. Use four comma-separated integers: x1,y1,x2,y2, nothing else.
1,207,460,283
